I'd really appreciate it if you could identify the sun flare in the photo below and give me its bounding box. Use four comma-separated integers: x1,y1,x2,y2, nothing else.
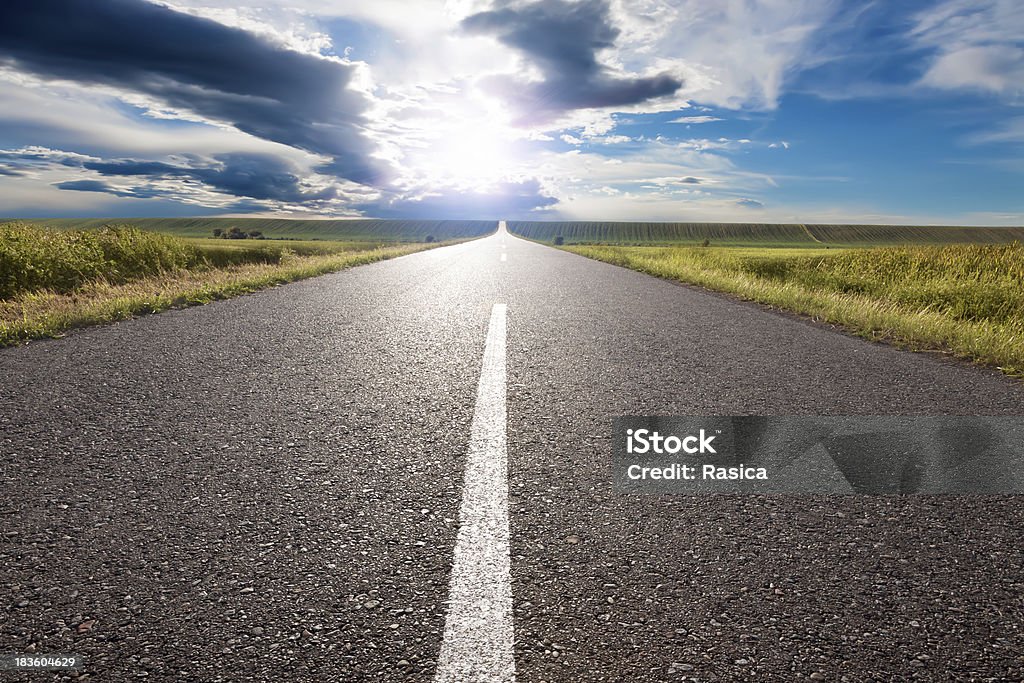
404,95,523,190
431,128,510,185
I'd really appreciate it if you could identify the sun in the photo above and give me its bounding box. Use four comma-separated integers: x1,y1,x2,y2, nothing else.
403,95,523,190
431,128,510,184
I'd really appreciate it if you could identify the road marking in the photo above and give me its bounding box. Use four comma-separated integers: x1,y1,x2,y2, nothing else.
435,303,515,683
500,253,507,262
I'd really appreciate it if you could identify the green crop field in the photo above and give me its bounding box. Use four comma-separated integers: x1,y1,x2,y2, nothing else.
10,217,498,242
508,221,1024,247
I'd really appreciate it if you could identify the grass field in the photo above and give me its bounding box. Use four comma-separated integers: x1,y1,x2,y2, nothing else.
0,222,453,345
566,242,1024,375
12,217,498,242
508,220,1024,247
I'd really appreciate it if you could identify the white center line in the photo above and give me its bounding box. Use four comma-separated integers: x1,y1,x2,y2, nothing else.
500,253,507,262
435,303,515,683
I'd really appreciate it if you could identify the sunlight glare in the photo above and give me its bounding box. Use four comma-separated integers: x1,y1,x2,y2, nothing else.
413,97,521,189
432,128,508,184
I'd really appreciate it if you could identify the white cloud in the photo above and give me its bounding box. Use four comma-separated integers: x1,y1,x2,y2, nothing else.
518,136,782,218
645,175,706,186
966,116,1024,145
610,0,844,109
676,137,751,152
162,3,335,54
920,45,1024,95
912,0,1024,97
669,115,724,124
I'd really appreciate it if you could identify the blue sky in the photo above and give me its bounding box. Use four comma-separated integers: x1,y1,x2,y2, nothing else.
0,0,1021,223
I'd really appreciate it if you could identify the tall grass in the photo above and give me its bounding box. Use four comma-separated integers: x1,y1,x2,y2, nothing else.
0,222,444,344
566,243,1024,375
739,245,1024,325
0,223,377,298
0,222,202,298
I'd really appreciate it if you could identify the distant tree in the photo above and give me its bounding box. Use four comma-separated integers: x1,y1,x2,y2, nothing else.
554,235,564,245
701,238,711,247
249,230,263,239
425,234,435,243
225,227,248,239
212,228,223,238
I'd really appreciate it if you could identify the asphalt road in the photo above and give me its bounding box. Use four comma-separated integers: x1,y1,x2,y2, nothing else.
2,225,1023,681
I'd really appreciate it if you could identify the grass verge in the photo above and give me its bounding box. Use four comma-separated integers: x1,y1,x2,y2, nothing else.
563,243,1024,377
0,232,442,345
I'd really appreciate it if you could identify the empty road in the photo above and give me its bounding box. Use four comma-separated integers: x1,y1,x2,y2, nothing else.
2,224,1023,681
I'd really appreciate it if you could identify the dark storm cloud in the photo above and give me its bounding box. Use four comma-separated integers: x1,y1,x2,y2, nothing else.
366,179,558,219
55,179,163,199
17,148,338,203
82,160,182,177
680,176,701,184
83,154,337,203
461,0,682,122
0,0,388,185
53,180,112,193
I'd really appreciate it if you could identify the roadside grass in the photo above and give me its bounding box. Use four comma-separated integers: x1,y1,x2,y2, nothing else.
0,222,445,345
564,243,1024,376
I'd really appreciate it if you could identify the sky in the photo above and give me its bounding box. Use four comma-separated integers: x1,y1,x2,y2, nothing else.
0,0,1021,224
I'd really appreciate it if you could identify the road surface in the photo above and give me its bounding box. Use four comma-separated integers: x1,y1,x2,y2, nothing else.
2,224,1023,681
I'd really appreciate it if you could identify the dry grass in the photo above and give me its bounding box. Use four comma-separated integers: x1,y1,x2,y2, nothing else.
0,243,435,345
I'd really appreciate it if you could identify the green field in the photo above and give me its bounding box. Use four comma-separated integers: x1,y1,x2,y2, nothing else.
508,221,1024,247
565,242,1024,375
0,222,454,344
12,217,498,242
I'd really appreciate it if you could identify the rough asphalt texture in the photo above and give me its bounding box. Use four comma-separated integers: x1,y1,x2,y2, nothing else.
2,229,1023,681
